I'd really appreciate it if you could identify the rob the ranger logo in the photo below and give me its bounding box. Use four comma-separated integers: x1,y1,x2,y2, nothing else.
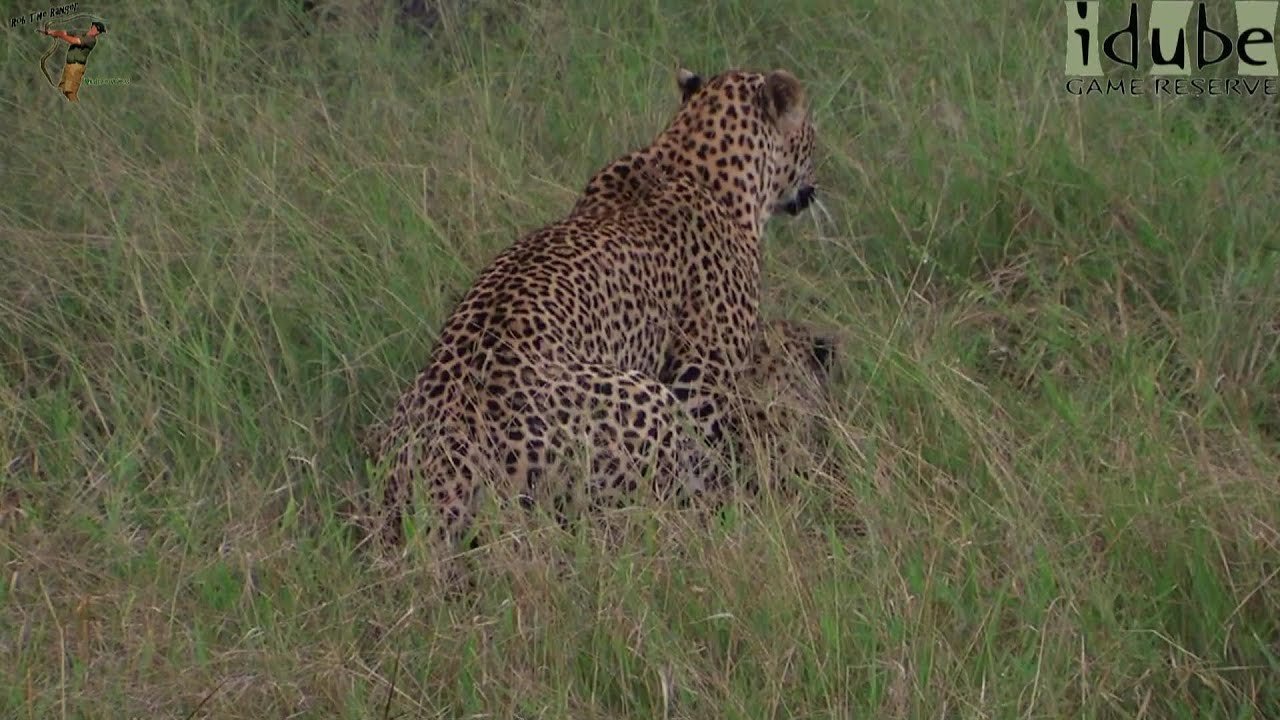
1064,1,1280,96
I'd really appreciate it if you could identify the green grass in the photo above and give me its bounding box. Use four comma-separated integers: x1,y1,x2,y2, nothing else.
3,0,1279,716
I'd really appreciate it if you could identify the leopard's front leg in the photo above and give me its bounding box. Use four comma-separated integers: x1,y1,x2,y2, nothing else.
658,322,759,494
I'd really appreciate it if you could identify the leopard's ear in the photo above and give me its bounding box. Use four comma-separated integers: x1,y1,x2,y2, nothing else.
761,69,807,133
676,67,703,103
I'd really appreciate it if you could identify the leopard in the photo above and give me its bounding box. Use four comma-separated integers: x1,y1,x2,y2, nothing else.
368,66,819,555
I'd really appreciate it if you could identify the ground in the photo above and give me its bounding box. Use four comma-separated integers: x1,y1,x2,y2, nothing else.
1,1,1277,717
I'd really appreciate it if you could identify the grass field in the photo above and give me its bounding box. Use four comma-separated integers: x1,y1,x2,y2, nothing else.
3,0,1279,716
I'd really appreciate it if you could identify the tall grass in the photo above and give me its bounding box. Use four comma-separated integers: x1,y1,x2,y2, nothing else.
2,0,1278,716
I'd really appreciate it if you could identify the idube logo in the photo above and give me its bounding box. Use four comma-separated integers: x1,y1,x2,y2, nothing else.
1064,1,1279,96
